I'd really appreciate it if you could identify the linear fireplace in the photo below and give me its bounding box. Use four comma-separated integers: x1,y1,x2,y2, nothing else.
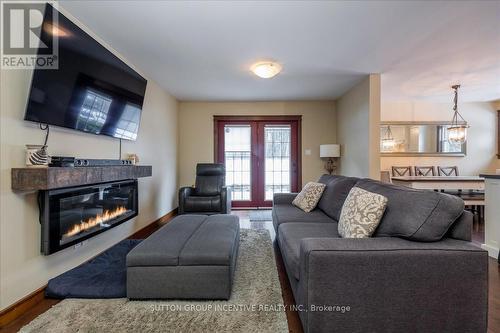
38,180,138,255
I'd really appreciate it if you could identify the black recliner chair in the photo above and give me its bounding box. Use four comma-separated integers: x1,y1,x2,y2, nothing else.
178,163,231,215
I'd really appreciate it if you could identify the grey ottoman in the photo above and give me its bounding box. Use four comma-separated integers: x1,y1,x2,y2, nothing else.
126,214,239,300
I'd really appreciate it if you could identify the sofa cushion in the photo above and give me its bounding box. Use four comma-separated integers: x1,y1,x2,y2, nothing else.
184,195,221,212
338,187,388,238
272,204,335,231
195,176,223,196
127,215,239,267
317,175,359,221
317,174,336,184
356,179,464,242
278,222,339,280
127,215,207,267
446,211,473,241
292,182,326,212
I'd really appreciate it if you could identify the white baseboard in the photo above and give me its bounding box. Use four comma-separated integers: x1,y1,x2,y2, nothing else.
481,243,499,259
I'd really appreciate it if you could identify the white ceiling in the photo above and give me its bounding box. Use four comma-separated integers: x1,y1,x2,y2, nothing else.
60,1,500,102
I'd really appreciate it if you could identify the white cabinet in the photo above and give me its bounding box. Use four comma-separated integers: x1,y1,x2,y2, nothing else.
483,178,500,259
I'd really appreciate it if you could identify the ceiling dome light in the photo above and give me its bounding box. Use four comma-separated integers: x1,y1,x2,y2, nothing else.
250,61,282,79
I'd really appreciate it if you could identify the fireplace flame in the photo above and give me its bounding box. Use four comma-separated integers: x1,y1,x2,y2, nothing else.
64,206,128,238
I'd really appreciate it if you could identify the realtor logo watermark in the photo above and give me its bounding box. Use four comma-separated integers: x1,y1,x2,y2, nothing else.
1,1,58,69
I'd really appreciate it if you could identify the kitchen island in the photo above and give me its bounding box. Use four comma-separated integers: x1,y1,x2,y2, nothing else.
480,174,500,259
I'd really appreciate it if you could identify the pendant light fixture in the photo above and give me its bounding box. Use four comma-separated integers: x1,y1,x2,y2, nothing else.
381,125,396,151
447,85,468,144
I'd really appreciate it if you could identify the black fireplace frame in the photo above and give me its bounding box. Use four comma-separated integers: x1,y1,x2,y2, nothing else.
38,179,138,255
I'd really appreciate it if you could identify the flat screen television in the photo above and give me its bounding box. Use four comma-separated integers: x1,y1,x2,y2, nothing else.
24,4,147,141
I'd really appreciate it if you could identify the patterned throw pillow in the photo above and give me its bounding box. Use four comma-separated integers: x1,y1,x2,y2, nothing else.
338,187,388,238
292,182,326,212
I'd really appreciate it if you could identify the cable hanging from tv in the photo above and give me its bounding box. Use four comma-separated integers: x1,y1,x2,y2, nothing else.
39,123,50,146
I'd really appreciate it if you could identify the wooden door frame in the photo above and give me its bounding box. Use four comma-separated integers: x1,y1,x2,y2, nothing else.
215,120,260,207
214,115,302,207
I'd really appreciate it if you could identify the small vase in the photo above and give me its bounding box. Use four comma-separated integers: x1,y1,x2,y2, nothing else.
26,144,49,167
127,153,139,165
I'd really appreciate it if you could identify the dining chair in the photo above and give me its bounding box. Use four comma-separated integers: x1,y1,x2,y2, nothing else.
391,166,412,177
414,166,436,176
380,170,391,183
461,192,485,229
437,166,459,176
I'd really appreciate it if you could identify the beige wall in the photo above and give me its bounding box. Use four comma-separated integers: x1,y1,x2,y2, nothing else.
0,11,178,310
178,101,336,188
336,74,381,179
380,101,500,175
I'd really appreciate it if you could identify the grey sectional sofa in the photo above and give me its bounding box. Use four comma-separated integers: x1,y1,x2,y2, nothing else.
273,174,488,333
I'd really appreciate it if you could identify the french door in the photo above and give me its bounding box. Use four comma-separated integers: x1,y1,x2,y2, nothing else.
215,116,301,208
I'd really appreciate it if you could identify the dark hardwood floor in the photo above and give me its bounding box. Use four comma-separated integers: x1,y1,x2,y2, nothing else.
2,211,497,333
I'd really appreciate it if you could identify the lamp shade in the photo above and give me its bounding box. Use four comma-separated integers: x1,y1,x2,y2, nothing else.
320,144,340,158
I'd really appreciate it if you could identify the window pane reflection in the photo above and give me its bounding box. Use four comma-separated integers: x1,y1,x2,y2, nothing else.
76,89,112,133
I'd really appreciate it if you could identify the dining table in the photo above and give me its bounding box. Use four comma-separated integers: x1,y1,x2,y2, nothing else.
391,175,485,206
391,175,485,191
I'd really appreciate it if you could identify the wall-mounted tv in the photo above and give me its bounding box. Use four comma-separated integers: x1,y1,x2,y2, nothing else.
24,4,147,141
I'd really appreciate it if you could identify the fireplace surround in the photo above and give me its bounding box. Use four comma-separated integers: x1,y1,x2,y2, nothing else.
38,180,138,255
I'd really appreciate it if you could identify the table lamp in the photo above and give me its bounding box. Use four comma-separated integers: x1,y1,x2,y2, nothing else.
320,144,340,175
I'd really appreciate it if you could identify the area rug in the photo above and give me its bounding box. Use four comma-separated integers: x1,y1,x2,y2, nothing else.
249,209,273,221
21,229,288,333
46,239,141,299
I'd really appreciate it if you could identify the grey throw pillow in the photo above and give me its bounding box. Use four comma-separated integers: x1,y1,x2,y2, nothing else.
338,187,388,238
292,182,326,212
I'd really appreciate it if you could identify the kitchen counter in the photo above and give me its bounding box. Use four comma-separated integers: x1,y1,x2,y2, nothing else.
480,174,500,179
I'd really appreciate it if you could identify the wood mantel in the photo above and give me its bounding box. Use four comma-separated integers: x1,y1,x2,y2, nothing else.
11,165,152,191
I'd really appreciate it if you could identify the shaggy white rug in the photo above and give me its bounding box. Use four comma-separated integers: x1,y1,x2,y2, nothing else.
21,229,288,333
